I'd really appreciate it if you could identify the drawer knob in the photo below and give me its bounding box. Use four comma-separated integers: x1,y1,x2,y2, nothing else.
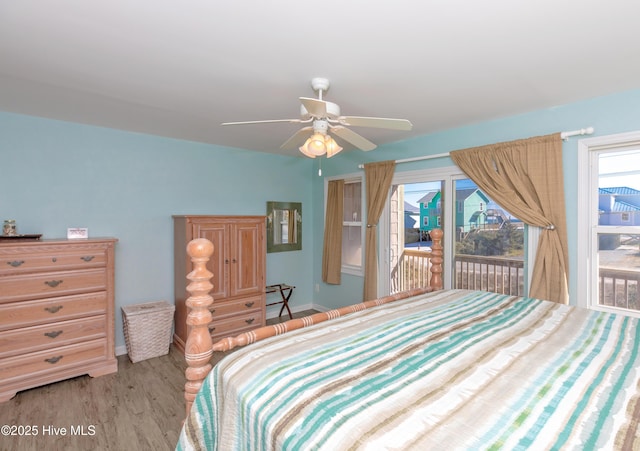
44,280,63,288
208,325,216,332
44,305,63,314
44,356,63,364
81,255,95,262
44,330,63,339
245,302,255,308
245,318,255,325
7,260,24,267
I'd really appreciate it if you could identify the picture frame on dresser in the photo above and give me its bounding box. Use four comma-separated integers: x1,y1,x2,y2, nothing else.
0,237,118,402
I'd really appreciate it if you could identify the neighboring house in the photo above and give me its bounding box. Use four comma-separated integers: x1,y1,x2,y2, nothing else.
455,189,491,232
417,191,442,231
404,201,419,229
468,208,511,230
599,187,640,226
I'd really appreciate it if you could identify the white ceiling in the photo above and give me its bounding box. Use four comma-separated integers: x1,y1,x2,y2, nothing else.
2,1,640,157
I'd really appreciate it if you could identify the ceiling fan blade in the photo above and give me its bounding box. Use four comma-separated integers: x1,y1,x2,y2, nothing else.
339,116,413,131
221,119,303,126
299,97,327,117
281,127,313,150
331,126,377,151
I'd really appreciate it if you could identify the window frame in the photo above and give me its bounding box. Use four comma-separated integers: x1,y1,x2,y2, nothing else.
324,173,364,276
577,130,640,316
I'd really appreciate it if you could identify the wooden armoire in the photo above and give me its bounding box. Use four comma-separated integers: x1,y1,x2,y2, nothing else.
173,215,266,353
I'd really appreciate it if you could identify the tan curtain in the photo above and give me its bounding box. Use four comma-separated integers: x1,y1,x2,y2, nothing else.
450,133,569,304
363,160,396,300
322,180,344,284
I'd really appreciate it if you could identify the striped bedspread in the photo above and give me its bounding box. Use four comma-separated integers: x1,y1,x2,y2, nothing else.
177,289,640,450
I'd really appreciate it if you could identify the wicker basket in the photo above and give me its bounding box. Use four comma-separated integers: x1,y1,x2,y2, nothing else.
122,301,175,363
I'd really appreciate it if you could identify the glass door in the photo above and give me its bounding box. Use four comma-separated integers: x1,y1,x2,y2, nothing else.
452,178,525,295
387,180,444,294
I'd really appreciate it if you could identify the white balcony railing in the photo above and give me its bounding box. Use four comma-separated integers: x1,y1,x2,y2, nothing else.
599,267,640,310
454,254,525,296
392,252,640,312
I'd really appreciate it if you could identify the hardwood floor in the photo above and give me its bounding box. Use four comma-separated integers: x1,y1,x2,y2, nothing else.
0,310,317,451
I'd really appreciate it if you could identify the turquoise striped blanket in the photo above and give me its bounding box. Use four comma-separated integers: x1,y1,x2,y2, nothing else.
177,289,640,450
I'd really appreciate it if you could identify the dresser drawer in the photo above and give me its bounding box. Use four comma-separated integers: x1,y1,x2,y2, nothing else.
0,249,107,275
0,268,106,303
0,339,108,383
0,316,106,358
208,295,263,318
0,292,107,331
209,310,264,342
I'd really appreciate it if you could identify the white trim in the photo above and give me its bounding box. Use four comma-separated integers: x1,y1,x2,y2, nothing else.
526,225,540,293
576,130,640,311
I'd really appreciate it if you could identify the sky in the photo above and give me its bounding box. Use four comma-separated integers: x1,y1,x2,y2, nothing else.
598,149,640,190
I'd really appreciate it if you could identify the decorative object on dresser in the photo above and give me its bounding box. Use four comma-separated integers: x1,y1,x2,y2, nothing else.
173,215,266,353
0,238,118,402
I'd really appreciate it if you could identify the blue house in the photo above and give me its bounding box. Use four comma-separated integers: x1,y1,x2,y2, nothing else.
404,201,419,229
599,187,640,226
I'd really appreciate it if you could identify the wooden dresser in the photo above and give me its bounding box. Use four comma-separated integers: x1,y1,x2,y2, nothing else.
173,216,266,353
0,238,118,402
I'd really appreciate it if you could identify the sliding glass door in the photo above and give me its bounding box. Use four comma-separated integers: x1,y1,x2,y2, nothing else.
387,180,444,294
453,178,525,296
380,167,529,297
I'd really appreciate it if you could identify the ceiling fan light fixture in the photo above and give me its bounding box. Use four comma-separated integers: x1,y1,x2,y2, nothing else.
299,133,327,157
298,141,316,158
325,135,343,158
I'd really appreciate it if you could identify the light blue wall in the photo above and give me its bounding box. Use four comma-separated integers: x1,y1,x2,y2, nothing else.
0,112,315,350
311,88,640,308
4,87,640,349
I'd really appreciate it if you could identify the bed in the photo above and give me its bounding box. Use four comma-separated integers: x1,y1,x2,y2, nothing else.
176,230,640,450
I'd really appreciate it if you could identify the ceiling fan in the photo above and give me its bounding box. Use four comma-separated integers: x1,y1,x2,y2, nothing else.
221,77,412,158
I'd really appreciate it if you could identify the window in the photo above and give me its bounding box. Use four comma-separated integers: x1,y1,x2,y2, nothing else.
342,179,363,274
578,132,640,315
380,167,534,296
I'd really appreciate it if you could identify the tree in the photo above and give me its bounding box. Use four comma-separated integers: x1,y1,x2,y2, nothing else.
456,222,523,257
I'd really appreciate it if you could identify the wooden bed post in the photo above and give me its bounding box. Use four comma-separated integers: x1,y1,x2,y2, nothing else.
429,228,443,290
184,238,214,418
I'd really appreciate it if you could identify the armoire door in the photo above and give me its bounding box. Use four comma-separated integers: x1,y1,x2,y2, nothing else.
192,222,229,300
229,221,265,298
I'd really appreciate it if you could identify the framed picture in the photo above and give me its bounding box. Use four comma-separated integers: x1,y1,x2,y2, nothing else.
67,228,89,239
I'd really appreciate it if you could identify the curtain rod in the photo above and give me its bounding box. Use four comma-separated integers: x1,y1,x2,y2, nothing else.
357,127,594,169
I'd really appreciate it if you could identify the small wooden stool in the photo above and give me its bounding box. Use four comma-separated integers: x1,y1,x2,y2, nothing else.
265,283,294,320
